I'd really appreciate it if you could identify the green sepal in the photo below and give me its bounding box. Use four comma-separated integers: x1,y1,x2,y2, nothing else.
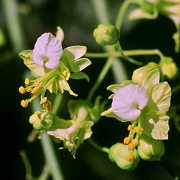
70,72,90,82
62,46,91,73
87,97,106,123
107,80,132,93
148,82,171,114
140,109,170,140
19,50,48,77
132,62,160,90
108,143,140,170
101,108,125,122
138,134,165,161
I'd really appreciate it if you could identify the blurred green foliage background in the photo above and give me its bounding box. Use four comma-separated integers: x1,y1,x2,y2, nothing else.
0,0,180,179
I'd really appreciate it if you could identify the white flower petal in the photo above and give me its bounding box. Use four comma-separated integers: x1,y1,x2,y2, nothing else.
112,84,148,121
32,33,63,69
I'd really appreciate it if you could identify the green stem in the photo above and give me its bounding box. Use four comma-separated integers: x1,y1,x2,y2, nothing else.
32,97,64,180
52,93,63,113
85,49,163,58
38,165,50,180
41,133,64,180
19,150,33,180
87,57,114,101
88,139,109,153
2,0,26,52
115,0,134,32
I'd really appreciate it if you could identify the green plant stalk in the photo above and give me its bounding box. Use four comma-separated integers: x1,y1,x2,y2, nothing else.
19,150,33,180
115,0,134,32
41,133,64,180
32,97,64,180
38,165,50,180
85,49,164,58
88,139,109,153
2,0,26,52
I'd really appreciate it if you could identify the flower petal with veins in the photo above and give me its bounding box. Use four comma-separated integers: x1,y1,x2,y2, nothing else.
32,33,63,69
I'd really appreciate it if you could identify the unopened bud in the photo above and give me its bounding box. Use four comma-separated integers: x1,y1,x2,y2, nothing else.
93,24,119,46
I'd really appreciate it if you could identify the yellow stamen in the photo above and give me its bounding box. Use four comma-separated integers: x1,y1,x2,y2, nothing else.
25,78,30,85
31,85,41,94
132,139,139,147
127,125,133,131
21,99,28,108
40,97,48,104
135,126,144,133
128,153,134,161
19,86,26,94
128,143,135,150
123,137,131,145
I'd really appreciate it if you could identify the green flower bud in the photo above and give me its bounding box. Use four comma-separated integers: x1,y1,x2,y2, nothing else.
29,111,53,130
138,134,165,161
93,24,119,46
160,57,178,79
108,143,140,170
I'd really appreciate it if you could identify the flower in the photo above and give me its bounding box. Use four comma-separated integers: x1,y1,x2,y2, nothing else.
19,29,92,107
32,33,63,69
102,62,171,140
112,84,148,121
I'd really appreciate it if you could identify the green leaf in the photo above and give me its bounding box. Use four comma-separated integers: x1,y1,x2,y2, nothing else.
70,72,90,82
19,49,46,76
148,82,171,114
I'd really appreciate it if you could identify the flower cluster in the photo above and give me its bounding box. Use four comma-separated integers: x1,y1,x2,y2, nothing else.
102,62,171,169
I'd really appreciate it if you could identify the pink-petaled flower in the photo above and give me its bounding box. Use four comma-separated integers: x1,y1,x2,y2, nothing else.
112,84,148,121
32,33,63,69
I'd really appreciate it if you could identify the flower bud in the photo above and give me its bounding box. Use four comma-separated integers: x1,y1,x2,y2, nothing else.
160,57,178,79
93,24,119,46
29,111,53,130
138,134,165,161
108,143,140,170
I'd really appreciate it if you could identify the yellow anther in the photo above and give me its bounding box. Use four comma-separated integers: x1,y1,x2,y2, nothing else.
19,86,26,94
135,126,144,133
21,99,28,108
127,125,133,131
31,85,41,94
132,139,139,147
40,97,47,105
123,137,131,145
25,78,30,85
128,143,135,150
128,153,134,161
